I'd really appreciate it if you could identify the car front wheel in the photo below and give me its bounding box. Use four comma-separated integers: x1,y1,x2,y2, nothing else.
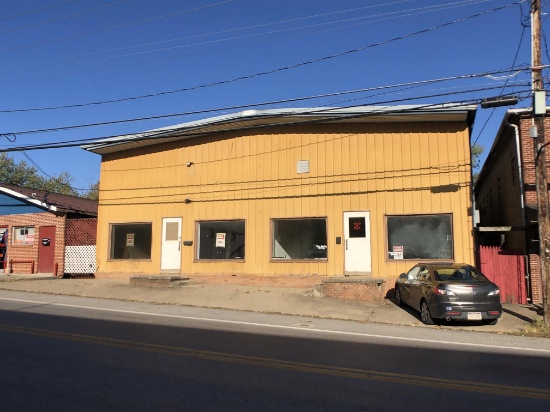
395,286,402,307
420,300,434,325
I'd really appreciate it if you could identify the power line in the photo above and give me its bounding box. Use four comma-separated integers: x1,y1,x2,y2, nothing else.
472,0,530,146
0,1,526,111
0,0,77,23
10,0,416,64
2,84,528,194
1,66,529,113
0,1,129,36
0,86,532,153
21,151,53,179
98,164,472,202
0,0,235,53
9,0,491,70
0,33,531,113
0,75,530,136
4,150,89,194
0,1,504,90
2,2,532,195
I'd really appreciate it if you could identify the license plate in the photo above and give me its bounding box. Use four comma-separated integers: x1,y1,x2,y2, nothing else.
467,312,482,320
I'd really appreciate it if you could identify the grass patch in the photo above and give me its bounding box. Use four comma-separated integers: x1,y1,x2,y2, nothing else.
520,319,550,338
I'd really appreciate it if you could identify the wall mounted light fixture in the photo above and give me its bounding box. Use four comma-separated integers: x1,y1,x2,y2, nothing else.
184,198,192,204
186,162,194,167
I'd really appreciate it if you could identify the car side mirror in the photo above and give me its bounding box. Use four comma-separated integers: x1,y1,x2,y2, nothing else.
399,273,407,279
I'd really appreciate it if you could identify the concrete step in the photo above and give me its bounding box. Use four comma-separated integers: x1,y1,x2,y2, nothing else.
129,275,191,288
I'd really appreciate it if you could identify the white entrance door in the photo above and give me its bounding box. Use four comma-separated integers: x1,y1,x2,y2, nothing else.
161,217,182,271
344,211,372,275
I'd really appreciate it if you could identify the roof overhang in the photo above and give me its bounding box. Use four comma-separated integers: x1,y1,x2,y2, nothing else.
474,107,550,190
83,105,477,155
475,226,525,232
0,187,58,212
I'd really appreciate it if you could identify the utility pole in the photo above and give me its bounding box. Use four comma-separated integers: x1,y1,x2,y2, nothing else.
532,0,550,326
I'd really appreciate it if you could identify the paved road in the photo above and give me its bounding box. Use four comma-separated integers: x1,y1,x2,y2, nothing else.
1,290,549,411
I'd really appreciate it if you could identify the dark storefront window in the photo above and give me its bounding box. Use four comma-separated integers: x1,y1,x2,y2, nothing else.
272,218,327,260
197,220,245,260
110,223,152,260
387,214,453,260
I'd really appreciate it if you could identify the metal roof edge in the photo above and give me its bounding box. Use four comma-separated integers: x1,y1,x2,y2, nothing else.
474,107,536,190
0,186,58,212
83,104,477,154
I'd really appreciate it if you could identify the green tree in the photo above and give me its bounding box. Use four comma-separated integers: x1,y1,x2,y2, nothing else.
0,153,79,196
471,143,484,169
41,172,80,196
471,143,484,182
0,153,42,188
84,181,100,200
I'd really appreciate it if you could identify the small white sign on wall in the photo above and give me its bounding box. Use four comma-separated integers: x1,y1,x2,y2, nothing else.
297,160,309,174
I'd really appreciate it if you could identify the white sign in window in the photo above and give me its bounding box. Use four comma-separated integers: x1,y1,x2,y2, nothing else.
216,233,226,248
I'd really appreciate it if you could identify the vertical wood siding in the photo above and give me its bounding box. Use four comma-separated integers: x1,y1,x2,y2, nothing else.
479,246,527,304
97,121,474,278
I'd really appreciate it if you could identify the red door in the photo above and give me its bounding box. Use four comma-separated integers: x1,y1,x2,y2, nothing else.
0,227,7,270
38,226,56,273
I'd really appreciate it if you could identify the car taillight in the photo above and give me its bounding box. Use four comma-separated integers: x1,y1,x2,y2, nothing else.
488,288,500,296
433,287,456,296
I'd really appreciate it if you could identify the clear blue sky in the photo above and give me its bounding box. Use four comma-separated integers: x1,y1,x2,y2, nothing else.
0,0,543,193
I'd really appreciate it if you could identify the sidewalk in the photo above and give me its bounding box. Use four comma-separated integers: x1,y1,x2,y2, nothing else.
0,273,543,335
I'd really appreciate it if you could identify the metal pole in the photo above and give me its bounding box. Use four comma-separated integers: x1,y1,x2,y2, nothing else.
532,0,550,326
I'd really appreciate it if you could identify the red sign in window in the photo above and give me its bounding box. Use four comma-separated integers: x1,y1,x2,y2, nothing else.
349,217,366,238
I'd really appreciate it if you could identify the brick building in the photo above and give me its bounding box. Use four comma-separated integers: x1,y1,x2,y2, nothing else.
0,185,98,276
474,108,550,304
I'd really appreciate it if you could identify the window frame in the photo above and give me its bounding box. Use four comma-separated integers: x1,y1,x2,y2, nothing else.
271,217,328,261
12,226,35,246
108,222,153,261
195,219,246,261
386,213,453,261
407,266,422,280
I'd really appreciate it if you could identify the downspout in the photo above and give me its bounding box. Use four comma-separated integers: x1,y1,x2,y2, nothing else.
507,120,532,303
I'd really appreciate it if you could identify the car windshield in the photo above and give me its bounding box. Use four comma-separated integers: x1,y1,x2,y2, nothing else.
433,267,490,282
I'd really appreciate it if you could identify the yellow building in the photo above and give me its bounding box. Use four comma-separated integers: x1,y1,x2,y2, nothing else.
85,105,477,290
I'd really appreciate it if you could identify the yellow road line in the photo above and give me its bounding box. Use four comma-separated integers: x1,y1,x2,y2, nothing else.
2,323,550,401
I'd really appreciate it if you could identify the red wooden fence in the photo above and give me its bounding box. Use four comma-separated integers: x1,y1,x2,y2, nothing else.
478,246,526,304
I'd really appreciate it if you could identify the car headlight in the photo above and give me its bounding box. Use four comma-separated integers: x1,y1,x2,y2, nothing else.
488,288,500,296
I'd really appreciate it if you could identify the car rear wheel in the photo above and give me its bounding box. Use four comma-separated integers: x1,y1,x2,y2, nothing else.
395,286,402,307
420,300,434,325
